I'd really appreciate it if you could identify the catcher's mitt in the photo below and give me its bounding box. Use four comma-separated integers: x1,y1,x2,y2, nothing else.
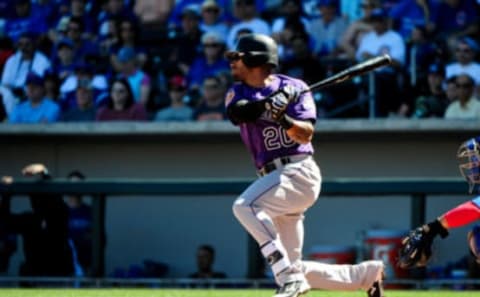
397,226,434,269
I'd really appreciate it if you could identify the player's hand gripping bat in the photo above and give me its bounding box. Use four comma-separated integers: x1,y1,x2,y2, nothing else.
265,55,392,116
300,54,393,94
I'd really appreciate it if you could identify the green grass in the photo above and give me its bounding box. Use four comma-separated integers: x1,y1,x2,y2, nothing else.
0,289,479,297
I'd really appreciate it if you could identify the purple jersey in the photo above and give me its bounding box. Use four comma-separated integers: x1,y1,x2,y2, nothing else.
225,74,316,169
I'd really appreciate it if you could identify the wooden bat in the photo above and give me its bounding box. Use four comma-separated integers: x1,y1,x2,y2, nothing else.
301,54,393,94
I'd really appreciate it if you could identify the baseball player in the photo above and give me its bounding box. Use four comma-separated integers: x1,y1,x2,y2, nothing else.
399,136,480,269
225,33,385,297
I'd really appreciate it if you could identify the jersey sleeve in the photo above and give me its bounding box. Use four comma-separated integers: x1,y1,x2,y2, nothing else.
224,84,243,109
285,80,317,122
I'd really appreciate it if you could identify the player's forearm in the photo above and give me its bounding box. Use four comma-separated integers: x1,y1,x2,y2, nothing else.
439,200,480,229
281,116,314,144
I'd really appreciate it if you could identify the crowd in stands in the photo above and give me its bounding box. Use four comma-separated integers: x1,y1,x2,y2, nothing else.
0,0,479,122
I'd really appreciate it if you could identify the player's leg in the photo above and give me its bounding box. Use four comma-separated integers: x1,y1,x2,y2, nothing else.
271,214,311,297
274,211,384,293
273,213,305,269
232,157,320,292
302,260,384,293
232,174,313,285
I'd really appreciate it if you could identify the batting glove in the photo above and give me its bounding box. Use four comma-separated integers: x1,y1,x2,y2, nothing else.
266,85,299,121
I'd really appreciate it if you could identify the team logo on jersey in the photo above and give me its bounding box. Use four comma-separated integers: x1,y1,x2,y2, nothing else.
225,90,235,106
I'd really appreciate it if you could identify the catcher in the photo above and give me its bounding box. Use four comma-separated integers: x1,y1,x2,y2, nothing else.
398,136,480,269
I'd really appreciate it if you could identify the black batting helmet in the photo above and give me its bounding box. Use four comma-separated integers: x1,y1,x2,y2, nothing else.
227,34,279,68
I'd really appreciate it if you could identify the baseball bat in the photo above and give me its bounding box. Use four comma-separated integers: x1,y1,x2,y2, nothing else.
301,54,392,94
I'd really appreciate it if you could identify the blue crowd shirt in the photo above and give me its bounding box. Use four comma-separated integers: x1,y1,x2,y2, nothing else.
9,98,60,123
187,57,229,87
5,15,48,42
433,0,478,34
389,0,439,39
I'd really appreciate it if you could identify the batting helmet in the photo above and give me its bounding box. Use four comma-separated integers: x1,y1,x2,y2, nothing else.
227,34,279,68
458,137,480,193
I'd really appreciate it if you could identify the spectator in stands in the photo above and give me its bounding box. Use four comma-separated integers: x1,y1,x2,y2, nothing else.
0,196,17,276
97,16,121,66
271,0,310,48
52,0,95,41
49,14,71,45
226,0,271,50
279,33,323,86
1,32,51,111
189,244,226,279
134,0,174,28
274,14,311,61
341,0,369,21
173,5,205,76
388,0,438,40
187,31,229,91
168,0,232,28
411,62,449,118
445,75,459,103
97,0,137,39
200,0,229,41
431,0,479,50
133,0,174,56
44,70,61,103
51,37,76,82
193,75,226,121
154,75,193,121
60,78,96,122
444,73,480,119
64,170,93,276
4,0,49,43
96,77,147,121
405,25,439,88
63,17,99,64
0,163,74,278
309,0,349,59
445,37,480,94
110,19,147,71
340,0,379,61
9,72,60,123
34,0,63,30
115,46,151,105
355,8,407,117
59,62,109,111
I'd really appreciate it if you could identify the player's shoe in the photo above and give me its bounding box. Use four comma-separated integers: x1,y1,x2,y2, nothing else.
273,280,310,297
367,266,385,297
367,280,384,297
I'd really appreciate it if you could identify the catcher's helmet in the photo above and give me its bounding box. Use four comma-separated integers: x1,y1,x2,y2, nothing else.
226,34,279,68
457,137,480,193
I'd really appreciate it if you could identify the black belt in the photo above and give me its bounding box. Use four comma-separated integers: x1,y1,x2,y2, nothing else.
257,156,294,177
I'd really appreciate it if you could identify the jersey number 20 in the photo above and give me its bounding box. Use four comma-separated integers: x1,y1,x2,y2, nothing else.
263,127,295,151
